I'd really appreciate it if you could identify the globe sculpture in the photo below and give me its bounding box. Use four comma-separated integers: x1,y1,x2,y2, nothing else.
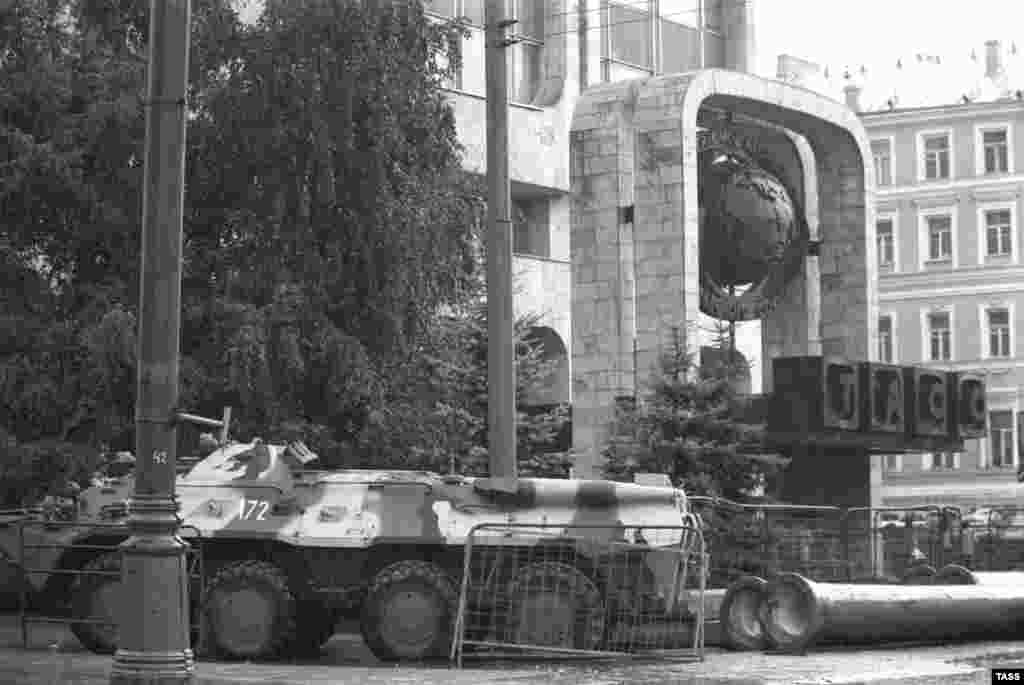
698,135,808,321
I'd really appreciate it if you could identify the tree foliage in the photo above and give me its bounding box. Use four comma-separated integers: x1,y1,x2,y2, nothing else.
0,0,567,502
357,296,571,476
602,325,776,585
603,326,768,499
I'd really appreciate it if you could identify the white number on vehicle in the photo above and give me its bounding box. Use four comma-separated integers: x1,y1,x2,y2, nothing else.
240,498,270,521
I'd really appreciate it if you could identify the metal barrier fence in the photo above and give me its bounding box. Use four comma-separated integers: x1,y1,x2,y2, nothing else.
689,498,851,584
16,521,204,650
841,505,959,580
963,506,1024,571
687,499,975,585
451,522,706,666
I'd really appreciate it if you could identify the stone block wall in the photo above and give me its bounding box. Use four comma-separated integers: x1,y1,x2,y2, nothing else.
570,69,876,479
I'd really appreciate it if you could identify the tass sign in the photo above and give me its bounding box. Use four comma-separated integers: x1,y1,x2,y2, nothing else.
865,364,904,433
911,368,948,437
824,359,859,430
770,356,987,445
956,374,986,438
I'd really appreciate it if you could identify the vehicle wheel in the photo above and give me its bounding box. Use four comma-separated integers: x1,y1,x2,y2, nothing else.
505,561,606,651
360,560,457,662
69,552,122,655
202,560,297,660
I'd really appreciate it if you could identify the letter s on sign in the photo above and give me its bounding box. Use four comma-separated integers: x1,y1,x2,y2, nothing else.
927,381,945,420
962,379,985,424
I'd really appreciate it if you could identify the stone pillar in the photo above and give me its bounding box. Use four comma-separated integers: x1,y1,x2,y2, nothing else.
616,215,637,400
633,107,700,392
571,86,638,477
570,70,874,482
750,125,816,393
780,446,876,509
815,145,875,360
722,0,756,73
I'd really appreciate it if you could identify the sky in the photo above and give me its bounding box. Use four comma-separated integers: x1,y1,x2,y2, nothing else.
754,0,1024,107
755,0,1024,74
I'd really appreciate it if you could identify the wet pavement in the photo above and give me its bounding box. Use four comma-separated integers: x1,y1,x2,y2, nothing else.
1,613,1024,684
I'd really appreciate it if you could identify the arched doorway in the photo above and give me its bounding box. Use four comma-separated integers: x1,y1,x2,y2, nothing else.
521,326,569,406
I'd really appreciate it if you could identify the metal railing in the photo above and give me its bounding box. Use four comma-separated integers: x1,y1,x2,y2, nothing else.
16,521,204,651
451,522,706,666
687,499,974,585
963,506,1024,571
690,497,851,584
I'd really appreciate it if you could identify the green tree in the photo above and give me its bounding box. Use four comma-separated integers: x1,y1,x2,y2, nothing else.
602,325,775,584
355,290,571,477
0,0,550,496
175,0,484,461
603,325,767,498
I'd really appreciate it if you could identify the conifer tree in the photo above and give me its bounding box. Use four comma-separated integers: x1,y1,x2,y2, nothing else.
603,325,766,498
603,324,775,584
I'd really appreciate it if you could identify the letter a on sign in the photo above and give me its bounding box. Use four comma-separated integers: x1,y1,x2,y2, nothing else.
871,367,904,432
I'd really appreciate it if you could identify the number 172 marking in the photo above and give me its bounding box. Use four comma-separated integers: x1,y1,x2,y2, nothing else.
240,498,269,521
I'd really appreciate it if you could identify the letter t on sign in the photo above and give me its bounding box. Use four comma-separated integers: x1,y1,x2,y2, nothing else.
825,360,860,430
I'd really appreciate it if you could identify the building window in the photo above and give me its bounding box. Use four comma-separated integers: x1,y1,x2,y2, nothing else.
433,29,462,90
878,315,893,363
603,1,715,81
990,410,1014,467
704,0,723,32
931,451,957,469
424,0,484,92
985,209,1013,256
877,218,894,268
988,308,1012,358
871,139,892,186
605,1,653,74
1019,411,1024,464
926,215,952,261
922,133,951,180
512,197,550,258
424,0,484,24
983,128,1009,174
928,311,951,361
511,0,544,104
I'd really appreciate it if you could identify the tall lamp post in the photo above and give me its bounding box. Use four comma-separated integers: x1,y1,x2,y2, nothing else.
109,0,194,683
482,0,518,493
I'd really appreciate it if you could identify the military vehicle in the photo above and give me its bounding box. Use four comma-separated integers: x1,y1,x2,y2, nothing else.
1,438,699,662
0,461,136,619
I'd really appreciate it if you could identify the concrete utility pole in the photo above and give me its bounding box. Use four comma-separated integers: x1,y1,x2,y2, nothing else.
483,0,518,491
109,0,194,683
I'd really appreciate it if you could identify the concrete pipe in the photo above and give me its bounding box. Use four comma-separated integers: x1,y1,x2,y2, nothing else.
937,564,1024,586
761,572,1024,652
902,565,937,585
719,576,769,651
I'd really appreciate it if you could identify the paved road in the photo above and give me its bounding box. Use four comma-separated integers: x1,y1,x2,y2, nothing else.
2,613,1024,684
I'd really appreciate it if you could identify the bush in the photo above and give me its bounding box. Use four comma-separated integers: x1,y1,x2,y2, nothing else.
0,440,103,509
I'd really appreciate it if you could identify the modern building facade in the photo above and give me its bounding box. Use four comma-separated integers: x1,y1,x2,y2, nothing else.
433,6,1023,504
425,0,757,406
845,41,1024,507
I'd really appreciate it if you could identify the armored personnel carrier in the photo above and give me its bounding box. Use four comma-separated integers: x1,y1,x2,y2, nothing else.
2,440,699,662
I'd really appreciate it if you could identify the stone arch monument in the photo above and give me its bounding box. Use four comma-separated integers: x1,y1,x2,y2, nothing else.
570,69,877,481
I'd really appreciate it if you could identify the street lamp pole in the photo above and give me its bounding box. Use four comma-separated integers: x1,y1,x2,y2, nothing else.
483,0,518,493
109,0,194,683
